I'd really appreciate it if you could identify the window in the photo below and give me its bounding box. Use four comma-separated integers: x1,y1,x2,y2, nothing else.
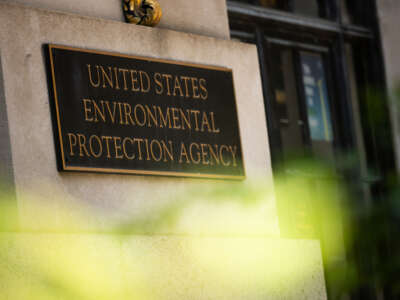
265,42,336,164
227,0,395,299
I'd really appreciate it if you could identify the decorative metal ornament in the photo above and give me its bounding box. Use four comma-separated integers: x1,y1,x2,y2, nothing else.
123,0,162,27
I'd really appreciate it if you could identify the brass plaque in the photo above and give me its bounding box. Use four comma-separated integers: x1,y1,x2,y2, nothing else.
45,45,245,180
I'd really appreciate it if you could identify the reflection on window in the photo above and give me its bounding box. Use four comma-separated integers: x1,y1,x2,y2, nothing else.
300,52,333,142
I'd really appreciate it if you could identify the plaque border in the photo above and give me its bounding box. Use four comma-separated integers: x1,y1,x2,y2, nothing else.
46,44,246,180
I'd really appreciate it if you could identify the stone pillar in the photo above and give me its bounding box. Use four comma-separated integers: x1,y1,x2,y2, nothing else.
377,0,400,172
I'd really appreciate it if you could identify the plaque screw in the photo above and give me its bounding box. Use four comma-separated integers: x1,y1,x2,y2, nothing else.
123,0,162,27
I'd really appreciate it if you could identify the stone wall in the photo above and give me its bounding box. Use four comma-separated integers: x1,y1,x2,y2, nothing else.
377,0,400,172
2,0,230,39
0,2,274,232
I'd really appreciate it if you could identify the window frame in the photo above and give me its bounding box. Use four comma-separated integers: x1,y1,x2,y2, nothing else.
227,0,394,177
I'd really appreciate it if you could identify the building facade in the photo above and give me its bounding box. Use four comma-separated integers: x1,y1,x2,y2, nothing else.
0,0,399,299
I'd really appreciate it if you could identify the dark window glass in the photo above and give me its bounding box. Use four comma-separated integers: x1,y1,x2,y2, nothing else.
268,45,307,161
292,0,319,17
258,0,284,9
340,0,369,25
232,0,325,18
340,0,352,23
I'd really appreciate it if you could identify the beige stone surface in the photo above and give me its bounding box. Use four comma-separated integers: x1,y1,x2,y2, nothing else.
377,0,400,172
122,236,327,300
0,56,16,200
157,0,230,39
0,233,327,300
2,0,230,39
0,2,276,234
